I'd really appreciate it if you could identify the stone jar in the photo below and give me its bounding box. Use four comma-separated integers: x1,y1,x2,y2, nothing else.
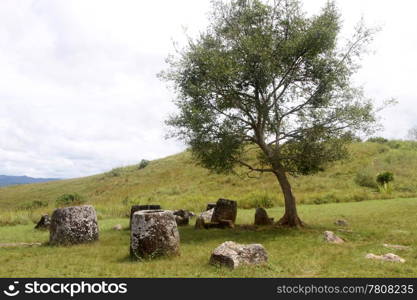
49,205,99,245
130,210,180,259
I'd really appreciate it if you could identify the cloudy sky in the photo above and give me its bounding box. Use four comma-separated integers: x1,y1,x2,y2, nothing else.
0,0,416,179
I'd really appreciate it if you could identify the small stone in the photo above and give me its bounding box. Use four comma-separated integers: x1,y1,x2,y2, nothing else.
254,208,274,226
175,215,189,226
34,214,51,230
324,231,344,244
113,224,123,231
209,241,268,269
199,208,214,223
130,210,180,259
382,244,411,251
195,216,206,229
366,253,405,263
334,219,348,226
49,205,99,245
173,209,191,226
0,242,42,248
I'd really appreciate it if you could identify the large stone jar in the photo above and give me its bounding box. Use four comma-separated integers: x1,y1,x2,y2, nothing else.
49,205,99,245
130,210,180,259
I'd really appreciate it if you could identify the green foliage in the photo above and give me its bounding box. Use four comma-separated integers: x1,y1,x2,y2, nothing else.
19,200,49,210
138,159,150,169
376,172,394,185
376,172,394,194
106,168,122,177
354,170,378,189
239,191,279,209
163,0,378,180
367,137,388,144
56,193,86,207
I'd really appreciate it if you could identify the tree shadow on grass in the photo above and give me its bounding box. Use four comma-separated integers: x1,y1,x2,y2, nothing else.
178,222,324,246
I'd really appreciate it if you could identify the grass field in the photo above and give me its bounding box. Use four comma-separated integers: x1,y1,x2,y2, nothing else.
1,198,416,278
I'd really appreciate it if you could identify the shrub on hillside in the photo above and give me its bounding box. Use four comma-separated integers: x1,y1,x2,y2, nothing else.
386,141,401,149
20,200,49,210
376,172,394,193
106,167,123,177
367,137,388,144
354,170,378,189
138,159,150,169
56,193,85,207
376,172,394,185
239,192,278,209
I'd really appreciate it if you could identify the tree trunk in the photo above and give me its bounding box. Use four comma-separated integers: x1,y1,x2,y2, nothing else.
274,170,304,227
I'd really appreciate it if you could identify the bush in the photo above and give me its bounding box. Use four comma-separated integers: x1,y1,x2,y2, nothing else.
138,159,150,169
367,137,388,144
239,192,278,209
20,200,49,210
354,170,378,188
106,168,123,177
376,172,394,185
387,141,401,149
376,172,394,194
56,193,86,207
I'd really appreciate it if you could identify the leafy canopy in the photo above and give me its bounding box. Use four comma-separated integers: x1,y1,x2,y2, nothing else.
162,0,378,176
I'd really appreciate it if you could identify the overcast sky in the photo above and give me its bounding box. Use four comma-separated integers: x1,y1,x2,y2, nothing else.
1,0,416,178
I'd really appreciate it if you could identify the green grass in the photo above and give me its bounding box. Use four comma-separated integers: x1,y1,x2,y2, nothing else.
1,198,416,277
2,141,417,225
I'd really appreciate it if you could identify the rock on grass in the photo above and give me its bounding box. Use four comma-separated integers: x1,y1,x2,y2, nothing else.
209,241,267,269
324,231,344,244
365,253,405,263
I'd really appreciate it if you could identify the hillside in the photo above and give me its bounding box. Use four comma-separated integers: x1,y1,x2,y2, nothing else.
1,140,417,225
0,175,59,187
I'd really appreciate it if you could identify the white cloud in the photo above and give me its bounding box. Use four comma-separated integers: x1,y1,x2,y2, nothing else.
0,0,416,178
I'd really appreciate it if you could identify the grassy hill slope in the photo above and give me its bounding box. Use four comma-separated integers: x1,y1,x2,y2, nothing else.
1,140,417,225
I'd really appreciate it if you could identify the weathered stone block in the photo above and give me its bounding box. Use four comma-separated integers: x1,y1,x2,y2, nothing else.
130,210,180,259
211,198,237,224
209,241,268,269
49,205,99,245
254,208,274,225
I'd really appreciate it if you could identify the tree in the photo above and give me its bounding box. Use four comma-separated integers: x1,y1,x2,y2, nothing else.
161,0,378,227
407,126,417,141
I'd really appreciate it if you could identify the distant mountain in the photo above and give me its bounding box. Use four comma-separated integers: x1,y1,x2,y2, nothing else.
0,175,60,187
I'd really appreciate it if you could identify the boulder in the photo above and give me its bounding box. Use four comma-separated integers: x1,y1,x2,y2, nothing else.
334,219,348,226
129,204,161,229
211,198,237,224
173,209,192,226
324,231,344,244
209,241,268,269
365,253,405,263
254,208,274,225
195,216,206,229
49,205,99,245
34,214,51,230
382,244,411,251
199,208,214,223
113,224,123,231
130,210,180,259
